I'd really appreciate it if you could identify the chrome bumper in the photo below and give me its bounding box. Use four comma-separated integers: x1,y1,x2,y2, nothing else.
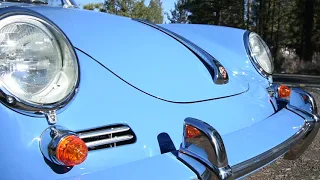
178,86,320,180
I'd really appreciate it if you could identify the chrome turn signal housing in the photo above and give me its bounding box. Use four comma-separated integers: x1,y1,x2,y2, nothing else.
40,126,88,166
267,84,291,99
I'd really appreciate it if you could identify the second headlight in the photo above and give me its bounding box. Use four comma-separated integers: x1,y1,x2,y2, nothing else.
246,32,274,76
0,14,78,109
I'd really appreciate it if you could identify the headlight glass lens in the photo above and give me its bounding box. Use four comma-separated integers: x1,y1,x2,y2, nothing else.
248,33,274,74
0,15,78,105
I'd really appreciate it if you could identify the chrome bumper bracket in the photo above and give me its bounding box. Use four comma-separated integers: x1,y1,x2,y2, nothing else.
283,88,320,160
180,117,233,180
179,86,319,180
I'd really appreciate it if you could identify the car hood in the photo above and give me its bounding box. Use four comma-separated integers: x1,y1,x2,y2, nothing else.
24,6,248,102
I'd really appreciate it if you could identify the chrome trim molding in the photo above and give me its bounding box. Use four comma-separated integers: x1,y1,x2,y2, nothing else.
266,83,279,98
231,87,319,179
78,126,130,139
178,152,219,180
133,18,228,85
77,124,137,151
180,117,233,180
178,87,319,179
231,120,312,179
284,106,319,160
85,135,134,148
44,110,57,125
290,87,318,115
284,87,320,160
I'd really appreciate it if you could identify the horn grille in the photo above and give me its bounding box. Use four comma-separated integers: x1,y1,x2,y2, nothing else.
76,124,136,151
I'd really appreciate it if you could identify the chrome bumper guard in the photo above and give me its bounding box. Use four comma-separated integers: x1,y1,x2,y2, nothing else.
178,86,320,180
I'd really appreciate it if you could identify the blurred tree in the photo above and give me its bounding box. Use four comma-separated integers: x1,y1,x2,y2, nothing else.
166,0,189,23
168,0,244,27
105,0,117,13
83,3,104,11
146,0,164,24
314,0,320,55
132,0,148,19
302,0,316,61
219,0,245,28
182,0,221,24
83,0,164,23
246,0,251,29
169,0,320,73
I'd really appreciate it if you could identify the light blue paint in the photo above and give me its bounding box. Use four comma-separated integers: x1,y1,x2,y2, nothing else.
61,153,198,180
224,108,304,166
0,5,308,180
28,7,249,103
0,48,294,179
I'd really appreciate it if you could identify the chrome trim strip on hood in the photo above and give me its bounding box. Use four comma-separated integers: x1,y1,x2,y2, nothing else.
133,18,229,85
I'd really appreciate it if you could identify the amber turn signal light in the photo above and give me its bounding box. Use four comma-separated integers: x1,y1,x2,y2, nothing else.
56,135,88,166
186,125,201,138
278,85,291,98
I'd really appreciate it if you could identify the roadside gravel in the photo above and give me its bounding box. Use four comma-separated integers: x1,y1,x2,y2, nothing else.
246,88,320,180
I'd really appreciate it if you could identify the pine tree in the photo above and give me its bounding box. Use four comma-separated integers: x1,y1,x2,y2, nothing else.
83,0,164,24
166,0,189,23
147,0,164,24
132,0,148,19
83,3,104,11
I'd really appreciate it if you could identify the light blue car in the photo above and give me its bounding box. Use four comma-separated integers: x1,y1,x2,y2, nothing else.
0,0,318,179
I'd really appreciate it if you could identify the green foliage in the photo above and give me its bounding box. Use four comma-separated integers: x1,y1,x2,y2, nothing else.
182,0,219,24
147,0,163,24
168,0,320,70
83,3,104,11
166,0,188,23
167,0,244,26
132,0,148,19
83,0,164,23
105,0,116,13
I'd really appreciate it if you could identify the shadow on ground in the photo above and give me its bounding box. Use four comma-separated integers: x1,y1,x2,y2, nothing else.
247,88,320,180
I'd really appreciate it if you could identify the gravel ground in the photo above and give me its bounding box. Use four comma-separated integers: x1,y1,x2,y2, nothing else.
247,88,320,180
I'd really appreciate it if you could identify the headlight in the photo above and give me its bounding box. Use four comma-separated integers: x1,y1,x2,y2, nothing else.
246,32,274,76
0,15,78,111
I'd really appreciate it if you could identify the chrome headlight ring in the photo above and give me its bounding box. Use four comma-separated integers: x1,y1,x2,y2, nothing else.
244,31,274,78
0,9,79,120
